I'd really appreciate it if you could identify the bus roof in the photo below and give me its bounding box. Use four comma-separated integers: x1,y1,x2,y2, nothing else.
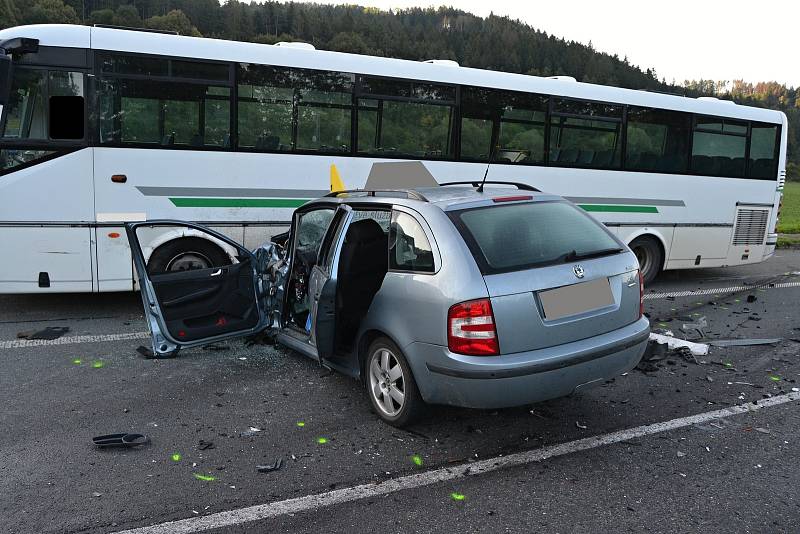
0,23,784,125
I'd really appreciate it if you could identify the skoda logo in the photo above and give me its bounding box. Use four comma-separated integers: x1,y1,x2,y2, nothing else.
573,265,585,279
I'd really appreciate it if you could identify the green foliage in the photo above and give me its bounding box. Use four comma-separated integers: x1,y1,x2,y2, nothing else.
0,0,18,28
145,9,201,36
20,0,79,25
88,5,141,28
778,182,800,234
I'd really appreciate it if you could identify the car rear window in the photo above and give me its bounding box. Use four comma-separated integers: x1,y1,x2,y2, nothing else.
449,200,622,274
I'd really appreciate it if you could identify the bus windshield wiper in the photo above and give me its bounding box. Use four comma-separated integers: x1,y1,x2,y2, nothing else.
562,247,624,262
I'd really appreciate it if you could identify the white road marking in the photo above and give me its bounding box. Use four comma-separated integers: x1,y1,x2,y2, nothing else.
114,391,800,534
645,280,800,300
0,331,149,349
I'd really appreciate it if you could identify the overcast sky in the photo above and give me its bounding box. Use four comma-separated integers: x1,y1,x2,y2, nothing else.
306,0,798,87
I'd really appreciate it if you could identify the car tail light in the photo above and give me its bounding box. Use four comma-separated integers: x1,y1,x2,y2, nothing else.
447,298,499,356
638,270,645,319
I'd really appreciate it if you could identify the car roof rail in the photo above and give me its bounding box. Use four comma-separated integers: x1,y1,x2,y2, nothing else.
439,181,540,192
326,189,430,202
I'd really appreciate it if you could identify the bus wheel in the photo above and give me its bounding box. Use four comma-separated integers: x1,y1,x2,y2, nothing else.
147,237,231,274
629,235,663,285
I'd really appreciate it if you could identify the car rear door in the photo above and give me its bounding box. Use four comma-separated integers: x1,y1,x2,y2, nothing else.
126,221,270,357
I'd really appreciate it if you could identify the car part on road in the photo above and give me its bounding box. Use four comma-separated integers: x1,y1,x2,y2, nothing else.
197,440,215,450
649,333,709,356
16,326,70,340
92,433,149,448
135,345,155,359
256,458,284,473
681,316,708,338
706,338,782,347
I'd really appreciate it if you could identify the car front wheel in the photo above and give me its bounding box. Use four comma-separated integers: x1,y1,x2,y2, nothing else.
366,337,425,426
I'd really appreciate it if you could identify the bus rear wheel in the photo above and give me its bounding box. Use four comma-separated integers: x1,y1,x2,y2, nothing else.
147,237,231,274
629,235,663,285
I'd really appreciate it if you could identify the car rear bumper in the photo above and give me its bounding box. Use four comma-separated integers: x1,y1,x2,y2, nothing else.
405,317,650,409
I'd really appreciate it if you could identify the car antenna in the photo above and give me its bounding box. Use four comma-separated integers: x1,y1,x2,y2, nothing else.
476,143,496,193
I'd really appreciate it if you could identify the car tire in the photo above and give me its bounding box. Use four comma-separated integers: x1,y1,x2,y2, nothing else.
147,237,230,274
365,337,426,427
629,235,663,285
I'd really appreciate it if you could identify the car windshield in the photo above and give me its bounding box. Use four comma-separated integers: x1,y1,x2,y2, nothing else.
449,200,622,274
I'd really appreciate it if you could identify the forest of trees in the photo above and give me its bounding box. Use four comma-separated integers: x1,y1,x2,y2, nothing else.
1,0,797,175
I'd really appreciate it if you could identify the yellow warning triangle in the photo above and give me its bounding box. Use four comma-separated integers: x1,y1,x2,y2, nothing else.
330,163,345,193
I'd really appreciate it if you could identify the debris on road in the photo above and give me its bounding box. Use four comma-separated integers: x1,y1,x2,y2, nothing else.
136,346,155,359
198,440,215,450
241,426,262,437
680,316,707,338
16,326,70,340
746,295,757,303
256,458,284,473
576,421,588,429
92,433,149,448
707,338,782,347
648,333,709,356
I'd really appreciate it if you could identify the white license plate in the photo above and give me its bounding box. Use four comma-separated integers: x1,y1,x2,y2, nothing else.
539,277,613,320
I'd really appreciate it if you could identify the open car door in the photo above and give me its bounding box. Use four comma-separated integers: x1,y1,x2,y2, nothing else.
126,221,270,357
308,205,353,365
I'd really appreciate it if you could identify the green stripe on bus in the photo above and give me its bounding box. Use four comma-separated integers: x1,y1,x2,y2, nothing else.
169,197,309,208
578,204,659,213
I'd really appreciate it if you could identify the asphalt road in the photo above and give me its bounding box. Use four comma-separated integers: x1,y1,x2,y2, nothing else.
2,252,800,534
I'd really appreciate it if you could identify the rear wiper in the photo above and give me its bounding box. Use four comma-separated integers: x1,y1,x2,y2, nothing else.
562,247,624,262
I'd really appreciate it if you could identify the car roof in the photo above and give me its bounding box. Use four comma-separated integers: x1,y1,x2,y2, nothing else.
317,185,565,212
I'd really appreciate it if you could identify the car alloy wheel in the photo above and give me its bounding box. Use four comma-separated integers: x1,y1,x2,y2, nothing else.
368,346,405,417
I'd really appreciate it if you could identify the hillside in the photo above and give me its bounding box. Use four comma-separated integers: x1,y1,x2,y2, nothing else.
1,0,797,171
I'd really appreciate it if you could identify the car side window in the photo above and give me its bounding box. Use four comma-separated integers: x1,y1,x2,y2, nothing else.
390,211,434,273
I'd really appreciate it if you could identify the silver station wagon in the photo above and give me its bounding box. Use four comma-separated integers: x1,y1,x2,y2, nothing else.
127,182,650,426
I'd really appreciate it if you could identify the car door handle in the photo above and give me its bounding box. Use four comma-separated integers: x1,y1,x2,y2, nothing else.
210,269,223,277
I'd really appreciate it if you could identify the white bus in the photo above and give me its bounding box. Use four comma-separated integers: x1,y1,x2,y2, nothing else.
0,24,787,292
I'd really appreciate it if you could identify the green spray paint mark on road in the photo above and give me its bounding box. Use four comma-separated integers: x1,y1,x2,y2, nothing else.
92,360,105,368
170,198,308,208
296,421,306,428
193,473,216,482
171,453,182,462
72,358,82,365
411,455,423,467
579,204,659,214
316,437,328,444
450,492,466,501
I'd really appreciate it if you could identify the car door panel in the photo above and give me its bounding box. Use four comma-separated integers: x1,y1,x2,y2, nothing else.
125,220,269,357
152,261,260,342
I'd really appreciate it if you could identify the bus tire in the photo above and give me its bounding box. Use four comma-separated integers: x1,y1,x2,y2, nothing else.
147,237,231,274
629,235,663,285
